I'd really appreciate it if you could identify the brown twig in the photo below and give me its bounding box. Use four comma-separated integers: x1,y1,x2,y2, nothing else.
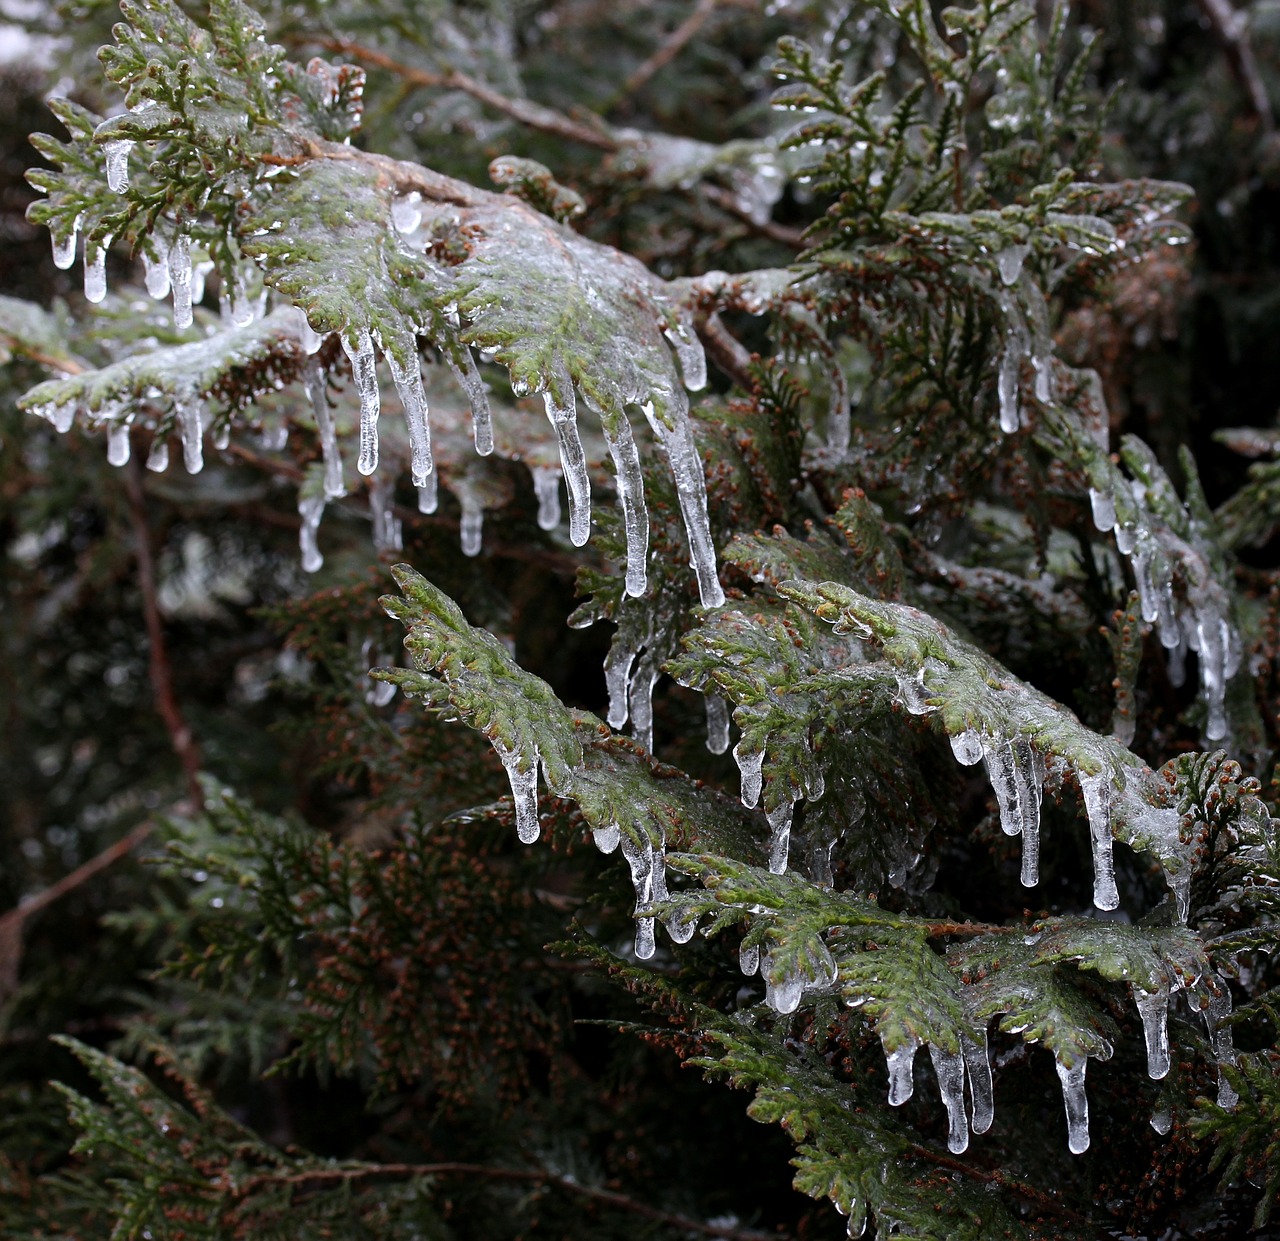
232,1160,783,1240
618,0,736,101
123,457,203,806
1196,0,1275,135
697,312,756,390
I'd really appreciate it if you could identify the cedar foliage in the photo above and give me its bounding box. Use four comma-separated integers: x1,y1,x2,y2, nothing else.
2,1,1280,1237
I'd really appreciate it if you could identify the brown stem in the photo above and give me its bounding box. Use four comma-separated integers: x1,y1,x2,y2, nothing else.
231,1160,783,1240
1196,0,1275,134
697,312,756,390
123,457,203,806
618,0,737,102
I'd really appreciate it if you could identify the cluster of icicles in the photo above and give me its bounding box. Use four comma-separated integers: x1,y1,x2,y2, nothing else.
48,174,727,607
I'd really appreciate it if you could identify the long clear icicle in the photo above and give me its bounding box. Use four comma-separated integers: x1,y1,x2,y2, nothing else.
175,394,204,474
1134,985,1171,1080
1089,487,1117,533
1204,986,1239,1109
705,693,731,755
382,339,433,487
106,419,131,467
52,216,79,270
734,742,764,809
302,356,345,499
531,466,562,531
964,1032,994,1134
84,237,109,304
103,139,133,193
605,645,635,730
1079,771,1119,910
494,741,541,845
143,244,170,299
762,948,803,1014
1055,1055,1090,1154
448,350,494,456
543,385,591,546
929,1045,969,1154
982,736,1044,886
664,319,707,392
738,940,760,976
146,436,168,472
298,494,325,573
600,413,650,597
620,832,665,960
766,799,794,875
369,475,402,554
170,235,193,329
343,329,380,476
628,665,658,752
882,1035,918,1106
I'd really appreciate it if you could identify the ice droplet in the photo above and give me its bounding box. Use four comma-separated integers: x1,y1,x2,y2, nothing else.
766,799,794,874
531,466,562,531
895,667,931,715
1134,985,1171,1080
964,1031,994,1134
390,191,422,235
84,238,109,304
600,413,649,597
302,356,345,499
342,329,380,476
296,308,325,355
733,742,765,809
103,139,133,193
543,386,591,547
106,419,131,467
882,1036,918,1106
383,340,433,488
738,940,760,976
1079,770,1119,910
762,949,803,1014
997,243,1030,286
1150,1104,1172,1135
146,436,169,472
929,1044,969,1154
417,471,438,514
1055,1055,1090,1154
52,215,80,270
1089,487,1117,533
447,350,493,456
949,728,985,766
592,821,620,854
298,493,325,573
169,235,193,328
143,244,170,300
705,693,731,755
175,395,204,474
495,741,540,844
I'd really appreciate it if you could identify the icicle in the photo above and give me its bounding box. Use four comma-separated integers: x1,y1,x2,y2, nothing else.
964,1032,994,1134
175,395,204,474
458,492,484,558
663,903,699,944
52,215,80,270
929,1045,969,1155
949,728,985,766
170,235,193,329
604,645,635,730
592,821,621,854
226,269,254,327
1032,355,1053,403
106,419,131,467
642,398,725,607
882,1035,918,1106
342,329,380,476
1204,986,1239,1109
103,139,133,193
84,237,109,304
190,260,212,306
1089,487,1116,533
543,386,591,546
302,356,345,499
1132,544,1160,624
296,308,325,355
1079,769,1119,910
620,832,663,960
417,471,438,514
368,475,402,554
1197,614,1231,741
826,351,851,455
531,466,562,531
739,940,760,976
1134,985,1171,1080
447,351,494,456
733,742,764,809
143,244,170,299
390,191,422,235
298,494,325,573
383,341,433,487
1055,1055,1090,1154
705,693,730,755
997,349,1020,433
146,437,169,472
984,740,1024,836
600,413,650,597
762,949,803,1014
1150,1105,1172,1135
628,666,658,752
997,243,1030,286
663,320,707,391
212,421,230,452
1115,522,1137,555
494,741,541,845
766,799,794,874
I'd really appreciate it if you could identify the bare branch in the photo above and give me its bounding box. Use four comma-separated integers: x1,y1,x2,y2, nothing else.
619,0,739,101
1197,0,1275,134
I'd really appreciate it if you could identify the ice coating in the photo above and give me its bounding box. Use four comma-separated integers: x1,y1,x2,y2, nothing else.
929,1044,969,1154
705,693,730,755
84,239,108,304
495,741,541,845
882,1036,918,1106
592,821,620,854
52,216,79,270
106,419,131,467
543,387,591,547
146,436,168,472
1089,486,1117,533
997,243,1030,286
143,245,170,299
1055,1055,1090,1154
949,728,985,766
383,343,433,488
600,413,650,597
530,466,562,531
620,831,666,960
175,394,204,474
734,742,765,809
369,475,402,554
762,949,803,1014
663,319,708,391
738,940,760,976
1134,985,1171,1080
342,329,380,476
766,799,794,874
1079,770,1119,910
302,356,345,499
963,1032,994,1134
170,235,193,328
1204,987,1239,1109
447,351,493,457
895,668,930,715
298,493,325,573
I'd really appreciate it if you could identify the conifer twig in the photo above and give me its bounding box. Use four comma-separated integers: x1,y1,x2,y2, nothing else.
232,1160,785,1239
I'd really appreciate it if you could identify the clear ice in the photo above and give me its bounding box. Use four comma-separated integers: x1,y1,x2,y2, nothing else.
106,419,131,467
146,437,169,472
1079,770,1119,910
52,216,79,270
369,475,402,554
620,831,667,960
705,693,731,755
949,728,985,766
1089,486,1117,533
417,471,438,514
766,799,794,874
738,940,760,976
1204,987,1239,1109
447,351,494,457
1055,1055,1090,1154
175,395,204,474
531,466,562,531
170,235,193,329
342,329,380,476
929,1044,969,1154
303,356,345,499
543,386,591,547
762,949,804,1014
997,243,1030,286
982,736,1044,886
600,413,650,597
298,494,325,573
495,741,541,845
733,742,765,809
103,139,133,193
84,239,108,304
143,244,170,300
963,1032,994,1134
592,821,621,854
383,341,433,487
1134,985,1171,1080
882,1036,918,1106
663,319,708,392
997,349,1020,433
